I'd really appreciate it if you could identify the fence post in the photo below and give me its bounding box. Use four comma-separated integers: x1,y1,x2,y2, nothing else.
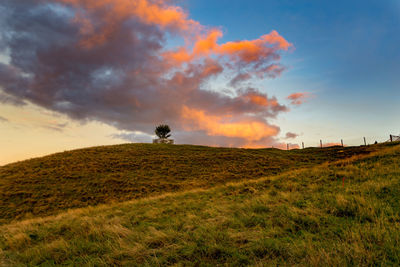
320,140,322,148
390,135,393,142
302,142,304,149
287,144,289,150
364,137,367,146
341,139,344,147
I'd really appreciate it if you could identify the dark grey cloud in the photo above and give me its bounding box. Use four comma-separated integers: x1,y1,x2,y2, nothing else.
285,132,299,139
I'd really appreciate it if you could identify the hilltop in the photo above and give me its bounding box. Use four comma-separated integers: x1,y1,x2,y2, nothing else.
0,142,399,265
0,143,387,224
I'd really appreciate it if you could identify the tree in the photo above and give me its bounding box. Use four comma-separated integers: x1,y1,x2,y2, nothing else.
155,124,171,139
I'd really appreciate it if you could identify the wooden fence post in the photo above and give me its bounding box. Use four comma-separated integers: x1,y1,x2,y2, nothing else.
341,139,344,147
390,135,393,142
364,137,367,146
320,140,322,148
302,142,304,149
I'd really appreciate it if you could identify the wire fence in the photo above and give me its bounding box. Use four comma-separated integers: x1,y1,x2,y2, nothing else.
286,134,400,150
389,135,400,142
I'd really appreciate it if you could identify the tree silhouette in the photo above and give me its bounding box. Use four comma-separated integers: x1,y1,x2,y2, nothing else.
155,124,171,139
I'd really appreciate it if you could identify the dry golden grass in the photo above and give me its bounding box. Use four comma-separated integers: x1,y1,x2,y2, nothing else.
0,143,383,224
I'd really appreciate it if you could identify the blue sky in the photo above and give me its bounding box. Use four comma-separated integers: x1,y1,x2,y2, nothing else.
185,0,400,144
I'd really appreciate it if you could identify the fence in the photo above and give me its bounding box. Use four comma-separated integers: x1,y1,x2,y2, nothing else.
389,134,400,142
286,134,400,150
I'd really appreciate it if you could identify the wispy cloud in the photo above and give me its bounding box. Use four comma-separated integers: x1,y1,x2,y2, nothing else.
0,115,8,123
287,92,313,106
110,131,153,143
285,132,299,139
41,122,68,132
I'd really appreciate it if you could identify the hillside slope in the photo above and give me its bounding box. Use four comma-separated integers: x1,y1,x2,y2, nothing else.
0,143,385,224
0,143,399,266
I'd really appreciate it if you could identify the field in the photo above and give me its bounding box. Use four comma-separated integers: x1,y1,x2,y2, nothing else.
0,143,378,224
0,142,399,266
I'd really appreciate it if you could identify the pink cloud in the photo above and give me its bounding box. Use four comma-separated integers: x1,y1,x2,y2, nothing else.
287,92,312,105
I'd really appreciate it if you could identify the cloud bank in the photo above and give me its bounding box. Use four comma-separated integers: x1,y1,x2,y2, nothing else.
0,0,298,147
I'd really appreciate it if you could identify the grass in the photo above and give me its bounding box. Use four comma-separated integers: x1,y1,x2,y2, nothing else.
0,143,382,224
0,142,399,266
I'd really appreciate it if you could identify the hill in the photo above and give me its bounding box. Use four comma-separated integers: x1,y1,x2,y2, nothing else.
0,143,386,224
0,143,399,266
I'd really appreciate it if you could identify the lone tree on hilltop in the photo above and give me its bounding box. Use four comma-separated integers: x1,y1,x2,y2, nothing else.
155,124,171,139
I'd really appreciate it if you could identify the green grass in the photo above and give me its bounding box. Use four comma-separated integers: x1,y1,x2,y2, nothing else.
0,143,382,224
0,142,399,266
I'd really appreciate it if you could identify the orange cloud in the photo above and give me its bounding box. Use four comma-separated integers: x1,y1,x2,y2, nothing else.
62,0,194,29
181,106,279,142
163,28,292,66
218,40,268,63
262,30,292,50
193,29,223,55
162,47,193,65
217,31,292,63
247,94,270,106
241,91,280,108
132,0,195,30
287,92,312,105
59,0,198,47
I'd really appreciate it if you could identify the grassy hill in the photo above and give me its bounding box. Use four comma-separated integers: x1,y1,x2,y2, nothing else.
0,143,384,224
0,142,399,266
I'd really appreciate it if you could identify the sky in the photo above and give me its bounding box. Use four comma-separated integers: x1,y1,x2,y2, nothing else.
0,0,399,165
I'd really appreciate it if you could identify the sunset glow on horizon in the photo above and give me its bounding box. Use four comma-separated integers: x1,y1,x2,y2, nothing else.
0,0,399,165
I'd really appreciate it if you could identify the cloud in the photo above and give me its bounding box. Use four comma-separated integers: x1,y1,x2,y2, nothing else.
110,131,153,143
0,0,294,148
217,31,291,62
181,106,280,142
41,122,68,132
58,0,199,48
0,115,8,123
229,73,252,87
164,29,292,79
287,92,312,106
285,132,298,139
